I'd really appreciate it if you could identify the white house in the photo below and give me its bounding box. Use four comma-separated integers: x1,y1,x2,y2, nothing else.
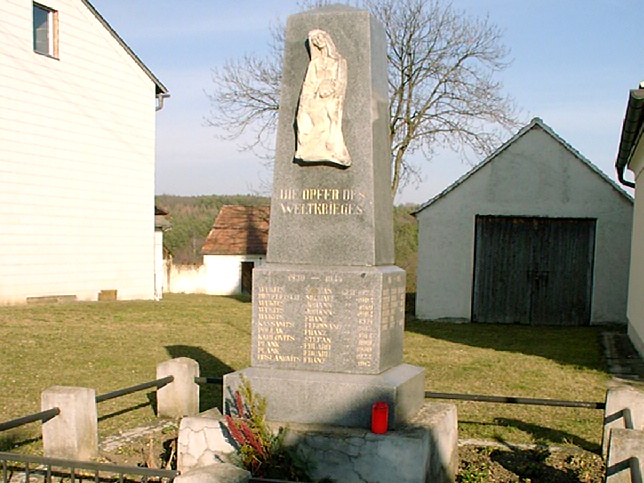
0,0,168,304
200,205,269,295
414,118,633,325
615,83,644,354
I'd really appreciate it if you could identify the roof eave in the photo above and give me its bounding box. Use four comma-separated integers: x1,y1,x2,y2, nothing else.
413,117,633,215
82,0,169,96
615,88,644,175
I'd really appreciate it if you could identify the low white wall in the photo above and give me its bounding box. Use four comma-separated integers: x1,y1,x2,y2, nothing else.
168,255,265,295
169,264,208,294
154,231,164,300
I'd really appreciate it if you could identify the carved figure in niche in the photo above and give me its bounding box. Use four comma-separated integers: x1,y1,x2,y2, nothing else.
295,29,351,167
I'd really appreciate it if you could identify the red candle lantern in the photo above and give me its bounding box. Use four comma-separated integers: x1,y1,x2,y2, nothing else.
371,401,389,434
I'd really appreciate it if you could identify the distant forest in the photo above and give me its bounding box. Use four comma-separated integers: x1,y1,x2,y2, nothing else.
155,195,419,291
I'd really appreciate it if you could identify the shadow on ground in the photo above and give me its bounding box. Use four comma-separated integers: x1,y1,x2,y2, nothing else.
224,294,251,304
405,292,608,372
165,345,234,412
493,418,600,453
0,431,40,452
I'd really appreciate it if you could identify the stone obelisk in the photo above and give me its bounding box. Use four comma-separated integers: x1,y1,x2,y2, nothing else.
224,5,425,429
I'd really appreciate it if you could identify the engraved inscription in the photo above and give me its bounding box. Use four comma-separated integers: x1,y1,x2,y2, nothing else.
278,188,365,216
252,269,405,373
256,286,301,363
381,273,406,331
303,286,335,364
356,290,375,367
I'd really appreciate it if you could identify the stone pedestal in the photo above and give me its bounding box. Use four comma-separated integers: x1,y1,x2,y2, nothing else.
224,364,425,429
252,264,406,374
280,402,458,483
177,403,456,483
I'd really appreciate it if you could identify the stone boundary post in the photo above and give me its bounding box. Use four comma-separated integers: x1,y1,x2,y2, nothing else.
157,357,199,418
603,385,644,457
606,429,644,482
41,386,98,460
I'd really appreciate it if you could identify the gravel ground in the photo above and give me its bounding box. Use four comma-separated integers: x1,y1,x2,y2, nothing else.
95,420,608,483
99,432,606,483
457,444,605,483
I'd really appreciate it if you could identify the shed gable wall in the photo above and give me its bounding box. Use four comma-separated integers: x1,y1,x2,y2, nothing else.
416,127,633,323
0,0,157,303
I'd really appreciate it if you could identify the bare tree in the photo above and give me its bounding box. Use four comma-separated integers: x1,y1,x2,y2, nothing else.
206,0,521,196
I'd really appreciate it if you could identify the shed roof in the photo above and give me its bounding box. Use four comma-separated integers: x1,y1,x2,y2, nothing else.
202,205,270,256
413,117,632,215
154,205,171,231
83,0,169,96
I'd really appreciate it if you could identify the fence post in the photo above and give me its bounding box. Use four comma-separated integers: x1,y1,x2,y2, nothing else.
157,358,199,418
603,386,644,458
41,386,98,460
606,429,644,483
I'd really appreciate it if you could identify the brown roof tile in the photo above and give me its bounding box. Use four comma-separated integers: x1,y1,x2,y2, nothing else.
201,205,270,255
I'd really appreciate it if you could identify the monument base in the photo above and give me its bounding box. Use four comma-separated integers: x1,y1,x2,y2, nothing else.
223,364,425,429
279,402,458,483
175,403,457,483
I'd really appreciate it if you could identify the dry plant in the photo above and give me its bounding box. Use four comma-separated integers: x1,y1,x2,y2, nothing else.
224,377,311,481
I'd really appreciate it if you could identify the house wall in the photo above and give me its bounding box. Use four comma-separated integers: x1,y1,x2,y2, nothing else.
168,256,266,295
627,140,644,352
154,231,164,300
416,127,633,324
0,0,157,303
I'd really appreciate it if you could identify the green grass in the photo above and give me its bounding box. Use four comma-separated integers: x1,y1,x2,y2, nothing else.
0,294,611,453
405,318,610,451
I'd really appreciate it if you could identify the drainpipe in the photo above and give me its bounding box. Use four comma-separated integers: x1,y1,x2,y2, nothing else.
617,165,636,189
156,93,170,111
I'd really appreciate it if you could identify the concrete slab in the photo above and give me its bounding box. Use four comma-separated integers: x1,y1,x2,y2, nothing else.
606,428,644,483
278,402,458,483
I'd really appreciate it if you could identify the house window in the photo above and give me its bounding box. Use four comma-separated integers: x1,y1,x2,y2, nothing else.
33,3,58,57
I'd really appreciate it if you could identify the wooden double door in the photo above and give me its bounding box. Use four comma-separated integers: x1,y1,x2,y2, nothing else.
472,216,596,326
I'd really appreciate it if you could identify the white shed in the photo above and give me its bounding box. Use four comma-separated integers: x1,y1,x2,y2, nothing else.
200,205,269,295
414,118,633,325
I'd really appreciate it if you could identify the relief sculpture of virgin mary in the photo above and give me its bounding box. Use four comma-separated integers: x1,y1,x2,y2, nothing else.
295,29,351,168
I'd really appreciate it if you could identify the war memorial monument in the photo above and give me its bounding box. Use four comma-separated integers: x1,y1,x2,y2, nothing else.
224,5,457,481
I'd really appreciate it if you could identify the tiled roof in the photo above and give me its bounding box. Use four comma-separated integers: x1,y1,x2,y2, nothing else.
201,205,270,255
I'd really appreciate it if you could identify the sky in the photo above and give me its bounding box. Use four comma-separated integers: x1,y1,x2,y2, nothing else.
89,0,644,204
